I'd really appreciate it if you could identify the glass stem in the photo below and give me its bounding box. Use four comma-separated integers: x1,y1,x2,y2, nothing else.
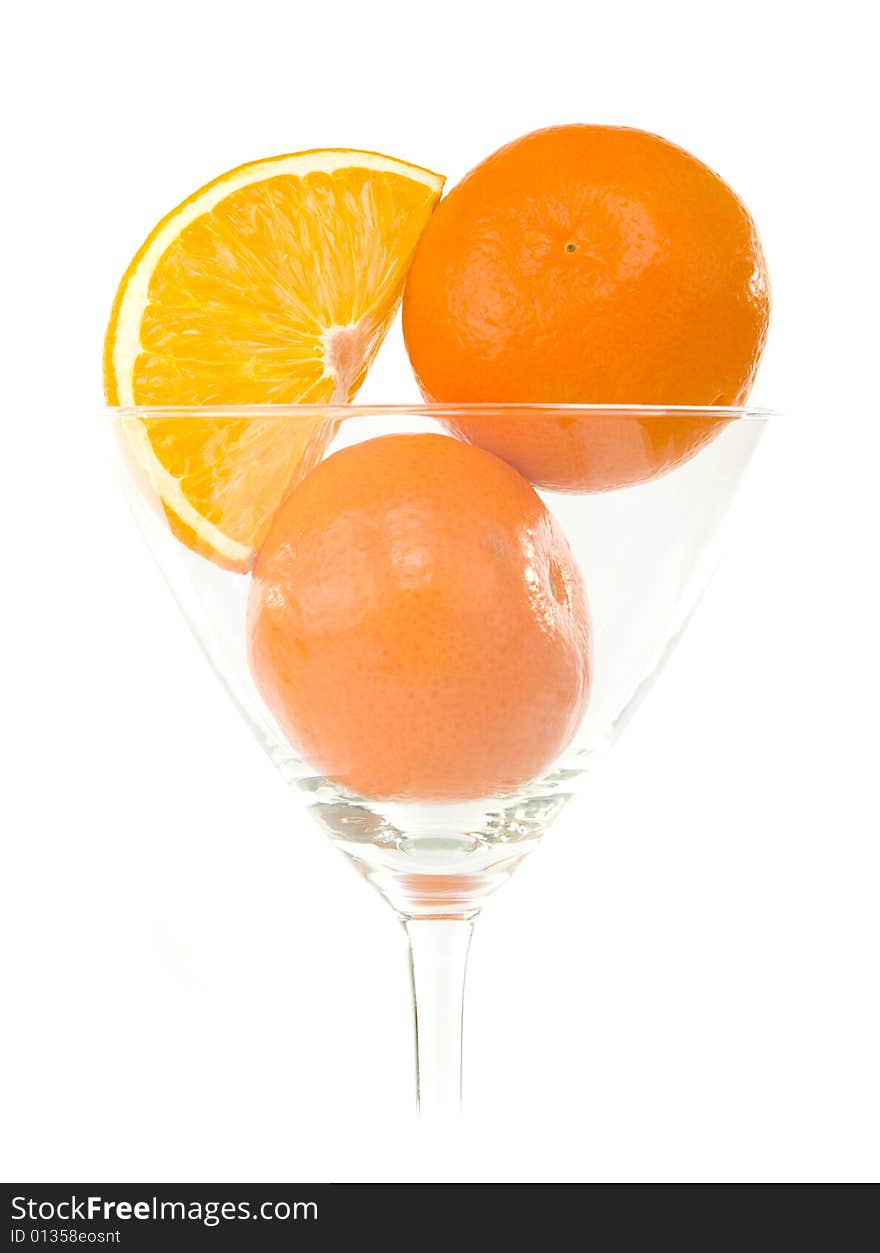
404,917,474,1120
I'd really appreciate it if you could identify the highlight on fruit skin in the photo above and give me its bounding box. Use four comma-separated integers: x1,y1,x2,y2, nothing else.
443,405,734,494
402,124,770,492
104,149,445,570
248,433,593,802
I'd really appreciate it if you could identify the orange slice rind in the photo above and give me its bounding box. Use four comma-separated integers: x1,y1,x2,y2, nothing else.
105,149,444,569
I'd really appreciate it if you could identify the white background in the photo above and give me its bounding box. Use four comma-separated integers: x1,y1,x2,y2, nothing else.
2,0,878,1183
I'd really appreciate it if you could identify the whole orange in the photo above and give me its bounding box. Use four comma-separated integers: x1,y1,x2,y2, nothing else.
248,434,592,801
402,125,770,490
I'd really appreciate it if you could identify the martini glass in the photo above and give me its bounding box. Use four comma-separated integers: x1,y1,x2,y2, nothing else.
107,403,769,1120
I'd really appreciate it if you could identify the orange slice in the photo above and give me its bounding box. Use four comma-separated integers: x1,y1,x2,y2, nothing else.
104,149,444,569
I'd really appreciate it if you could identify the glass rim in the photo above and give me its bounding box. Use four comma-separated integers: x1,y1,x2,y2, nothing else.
104,402,778,421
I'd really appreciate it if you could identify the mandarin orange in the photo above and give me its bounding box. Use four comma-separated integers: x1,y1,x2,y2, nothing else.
402,125,770,490
248,434,592,801
443,406,729,493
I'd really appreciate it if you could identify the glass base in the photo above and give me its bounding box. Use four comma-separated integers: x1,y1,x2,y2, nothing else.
275,751,584,917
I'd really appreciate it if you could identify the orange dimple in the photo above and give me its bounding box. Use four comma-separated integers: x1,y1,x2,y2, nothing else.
402,125,770,490
248,434,592,802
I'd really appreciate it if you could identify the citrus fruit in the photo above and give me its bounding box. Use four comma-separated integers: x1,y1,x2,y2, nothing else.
443,406,730,493
401,125,769,490
105,149,444,568
248,434,592,801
